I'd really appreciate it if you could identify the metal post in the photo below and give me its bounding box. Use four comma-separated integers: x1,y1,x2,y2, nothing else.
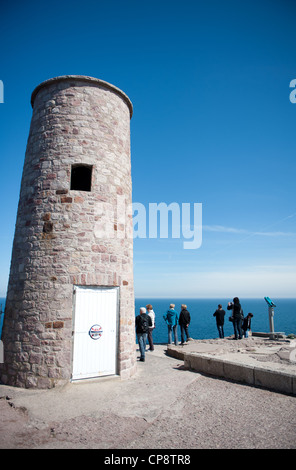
268,306,275,334
264,297,276,338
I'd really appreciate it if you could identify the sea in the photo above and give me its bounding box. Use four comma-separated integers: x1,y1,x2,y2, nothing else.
1,296,296,341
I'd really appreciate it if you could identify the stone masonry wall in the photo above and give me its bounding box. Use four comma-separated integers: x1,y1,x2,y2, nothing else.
0,76,136,388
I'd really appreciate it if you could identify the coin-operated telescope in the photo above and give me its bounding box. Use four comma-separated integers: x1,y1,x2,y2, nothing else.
264,297,276,335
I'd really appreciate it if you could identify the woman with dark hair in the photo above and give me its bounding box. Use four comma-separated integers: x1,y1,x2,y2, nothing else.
227,297,243,340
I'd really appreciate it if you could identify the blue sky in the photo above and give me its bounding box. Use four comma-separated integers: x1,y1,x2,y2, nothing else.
0,0,295,298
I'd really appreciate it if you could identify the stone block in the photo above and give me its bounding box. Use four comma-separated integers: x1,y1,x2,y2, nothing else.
200,356,224,377
185,354,224,378
254,367,293,394
292,375,296,395
184,353,202,370
223,360,254,385
168,346,185,360
53,321,64,329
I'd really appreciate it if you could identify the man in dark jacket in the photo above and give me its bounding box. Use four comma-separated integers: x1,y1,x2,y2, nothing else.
179,304,191,344
227,297,243,340
135,307,152,361
213,304,225,338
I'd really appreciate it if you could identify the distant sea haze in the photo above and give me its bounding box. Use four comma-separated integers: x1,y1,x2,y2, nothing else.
1,297,295,341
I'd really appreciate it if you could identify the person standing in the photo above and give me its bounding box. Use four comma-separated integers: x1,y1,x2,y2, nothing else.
227,297,243,340
163,304,179,345
242,313,253,338
213,304,225,338
135,307,152,361
146,303,155,351
179,304,191,344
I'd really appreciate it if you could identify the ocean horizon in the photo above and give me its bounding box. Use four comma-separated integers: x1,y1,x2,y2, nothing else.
1,296,296,341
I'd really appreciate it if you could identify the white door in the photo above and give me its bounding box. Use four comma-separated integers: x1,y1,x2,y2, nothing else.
72,286,119,380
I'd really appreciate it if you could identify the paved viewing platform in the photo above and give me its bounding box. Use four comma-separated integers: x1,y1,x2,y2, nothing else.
167,335,296,395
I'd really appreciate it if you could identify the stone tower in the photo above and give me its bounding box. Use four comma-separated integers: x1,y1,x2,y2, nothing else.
0,75,136,388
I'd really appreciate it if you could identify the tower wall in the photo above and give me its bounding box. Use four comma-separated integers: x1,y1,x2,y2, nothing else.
0,76,136,388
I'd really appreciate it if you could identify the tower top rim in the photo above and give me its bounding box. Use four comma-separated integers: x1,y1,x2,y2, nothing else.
31,75,133,118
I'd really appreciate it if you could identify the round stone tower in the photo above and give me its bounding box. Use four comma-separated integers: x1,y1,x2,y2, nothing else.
0,75,136,388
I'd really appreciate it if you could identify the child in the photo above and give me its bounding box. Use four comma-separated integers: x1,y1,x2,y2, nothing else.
242,313,253,338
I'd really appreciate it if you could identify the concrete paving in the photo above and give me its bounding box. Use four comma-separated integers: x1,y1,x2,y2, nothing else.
1,336,295,429
1,338,296,449
167,336,296,395
0,345,196,428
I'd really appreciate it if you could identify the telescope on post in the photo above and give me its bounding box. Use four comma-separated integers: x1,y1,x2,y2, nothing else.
263,296,285,339
264,297,276,335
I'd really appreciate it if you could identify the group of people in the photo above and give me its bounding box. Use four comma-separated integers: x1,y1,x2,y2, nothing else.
135,297,254,362
213,297,253,340
163,303,191,346
135,303,191,362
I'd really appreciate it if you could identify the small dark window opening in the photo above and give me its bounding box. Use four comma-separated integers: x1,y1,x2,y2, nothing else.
70,165,92,191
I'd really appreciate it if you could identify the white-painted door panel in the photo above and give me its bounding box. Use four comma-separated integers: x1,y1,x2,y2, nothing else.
72,286,118,380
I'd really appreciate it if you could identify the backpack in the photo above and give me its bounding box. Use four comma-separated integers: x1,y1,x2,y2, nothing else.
138,315,149,333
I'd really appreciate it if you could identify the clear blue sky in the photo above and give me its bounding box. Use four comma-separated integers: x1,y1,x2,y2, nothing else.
0,0,295,298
